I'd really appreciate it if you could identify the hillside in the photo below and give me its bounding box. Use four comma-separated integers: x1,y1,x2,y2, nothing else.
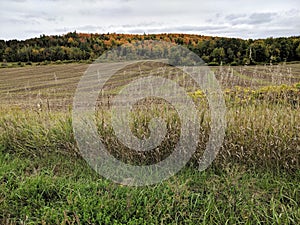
1,32,300,65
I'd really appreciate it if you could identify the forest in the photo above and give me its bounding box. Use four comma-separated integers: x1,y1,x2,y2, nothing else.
1,32,300,65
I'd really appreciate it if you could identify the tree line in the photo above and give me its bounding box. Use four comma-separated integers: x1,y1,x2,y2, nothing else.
1,32,300,65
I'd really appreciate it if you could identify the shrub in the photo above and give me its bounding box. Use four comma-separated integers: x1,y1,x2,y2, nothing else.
208,61,219,66
42,60,50,65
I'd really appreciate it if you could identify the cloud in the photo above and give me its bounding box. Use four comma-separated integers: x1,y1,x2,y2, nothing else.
225,14,247,21
0,0,299,40
224,12,278,26
248,12,277,24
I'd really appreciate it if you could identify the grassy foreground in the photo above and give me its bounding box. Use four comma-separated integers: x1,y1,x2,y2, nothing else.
1,149,299,224
0,63,300,224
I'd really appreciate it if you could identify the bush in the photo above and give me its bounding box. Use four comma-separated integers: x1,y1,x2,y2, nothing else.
42,60,50,65
63,60,76,64
0,63,7,68
208,61,219,66
17,61,25,67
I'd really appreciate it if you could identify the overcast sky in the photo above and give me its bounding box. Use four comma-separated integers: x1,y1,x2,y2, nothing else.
0,0,299,40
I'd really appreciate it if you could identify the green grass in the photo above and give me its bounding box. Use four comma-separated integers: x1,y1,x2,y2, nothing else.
1,151,299,224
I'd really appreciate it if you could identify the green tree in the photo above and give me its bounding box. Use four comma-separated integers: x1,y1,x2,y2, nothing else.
212,47,225,64
296,44,300,59
250,41,269,63
226,47,235,63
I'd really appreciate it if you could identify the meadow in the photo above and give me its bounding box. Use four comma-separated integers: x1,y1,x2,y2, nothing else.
0,62,300,224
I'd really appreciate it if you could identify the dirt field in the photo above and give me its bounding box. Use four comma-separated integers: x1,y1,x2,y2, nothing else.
1,63,300,110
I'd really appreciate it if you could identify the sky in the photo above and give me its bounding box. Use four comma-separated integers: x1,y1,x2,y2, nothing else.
0,0,299,40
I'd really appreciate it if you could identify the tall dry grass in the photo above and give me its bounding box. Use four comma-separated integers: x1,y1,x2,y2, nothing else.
1,83,299,172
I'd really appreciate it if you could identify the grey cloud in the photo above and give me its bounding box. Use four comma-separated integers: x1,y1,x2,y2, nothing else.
225,12,278,26
225,14,247,20
6,18,28,24
248,12,277,24
6,13,60,26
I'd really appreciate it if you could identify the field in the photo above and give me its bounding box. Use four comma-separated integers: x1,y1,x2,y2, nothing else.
0,62,300,224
